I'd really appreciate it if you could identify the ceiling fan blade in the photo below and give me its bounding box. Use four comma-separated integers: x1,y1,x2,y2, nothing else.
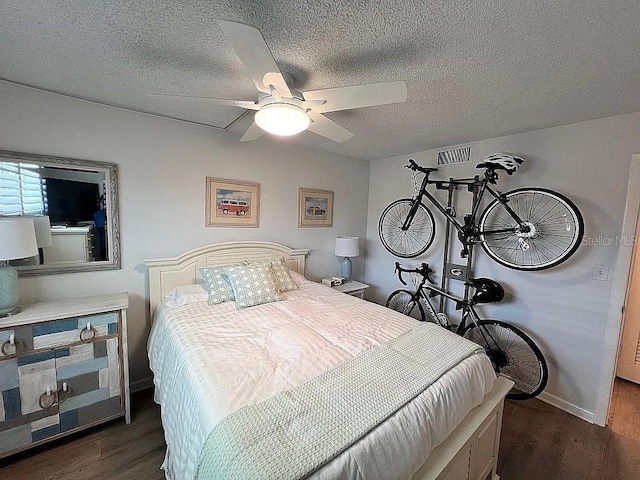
146,94,259,110
302,99,326,110
234,101,261,110
303,81,407,114
240,121,264,142
307,112,354,143
218,20,288,95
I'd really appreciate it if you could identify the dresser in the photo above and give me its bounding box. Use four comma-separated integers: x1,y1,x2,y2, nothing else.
0,293,130,458
42,226,96,263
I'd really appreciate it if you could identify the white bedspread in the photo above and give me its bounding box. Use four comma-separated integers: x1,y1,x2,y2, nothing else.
148,282,496,480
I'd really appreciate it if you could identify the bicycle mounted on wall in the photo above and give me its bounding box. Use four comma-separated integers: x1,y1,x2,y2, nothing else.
378,154,584,271
386,262,548,400
380,154,583,399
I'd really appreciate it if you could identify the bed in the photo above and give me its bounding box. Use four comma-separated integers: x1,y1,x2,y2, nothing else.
144,241,513,480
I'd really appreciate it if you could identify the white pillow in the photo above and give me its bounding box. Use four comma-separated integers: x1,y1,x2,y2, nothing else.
165,284,209,307
289,270,311,286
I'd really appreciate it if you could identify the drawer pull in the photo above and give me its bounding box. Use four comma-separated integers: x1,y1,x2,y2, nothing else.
57,382,73,405
1,334,24,356
39,387,56,409
79,322,97,342
38,383,74,409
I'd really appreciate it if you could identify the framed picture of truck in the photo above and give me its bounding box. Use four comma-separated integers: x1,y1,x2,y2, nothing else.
206,177,260,227
298,188,334,228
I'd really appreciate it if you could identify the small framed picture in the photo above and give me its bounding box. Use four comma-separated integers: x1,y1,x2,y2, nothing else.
298,188,334,228
206,177,260,227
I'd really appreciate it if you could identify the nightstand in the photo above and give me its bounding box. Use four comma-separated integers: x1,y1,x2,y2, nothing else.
332,281,369,299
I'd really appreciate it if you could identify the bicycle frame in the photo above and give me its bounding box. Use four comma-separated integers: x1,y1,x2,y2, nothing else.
401,170,527,242
420,283,477,333
400,268,500,350
406,270,476,333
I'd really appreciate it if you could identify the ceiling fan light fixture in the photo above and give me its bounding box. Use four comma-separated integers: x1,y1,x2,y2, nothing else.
255,103,310,136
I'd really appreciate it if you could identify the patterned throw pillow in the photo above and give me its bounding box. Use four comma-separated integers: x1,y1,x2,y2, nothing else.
269,256,299,293
199,266,236,305
223,263,284,309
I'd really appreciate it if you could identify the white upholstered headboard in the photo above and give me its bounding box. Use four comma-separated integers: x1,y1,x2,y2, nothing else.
143,241,309,318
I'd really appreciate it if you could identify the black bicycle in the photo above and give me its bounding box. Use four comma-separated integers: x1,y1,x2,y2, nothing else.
378,154,584,271
386,262,548,400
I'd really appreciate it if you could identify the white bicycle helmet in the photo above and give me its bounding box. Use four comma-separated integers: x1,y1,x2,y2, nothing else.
477,153,524,175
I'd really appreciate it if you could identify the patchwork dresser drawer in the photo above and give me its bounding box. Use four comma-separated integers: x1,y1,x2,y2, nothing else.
0,293,129,458
0,312,119,358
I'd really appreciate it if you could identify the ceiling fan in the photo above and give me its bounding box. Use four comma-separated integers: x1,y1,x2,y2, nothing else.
147,20,408,143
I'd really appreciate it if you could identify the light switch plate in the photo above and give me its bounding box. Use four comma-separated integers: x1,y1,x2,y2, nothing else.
593,265,609,281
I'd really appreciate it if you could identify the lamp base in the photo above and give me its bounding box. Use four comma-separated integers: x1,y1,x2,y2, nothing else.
0,306,21,318
340,257,353,282
0,265,20,316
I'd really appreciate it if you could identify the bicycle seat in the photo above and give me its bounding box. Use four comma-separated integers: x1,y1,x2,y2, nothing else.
476,153,524,175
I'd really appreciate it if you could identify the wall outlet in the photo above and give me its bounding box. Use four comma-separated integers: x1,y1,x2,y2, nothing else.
593,265,609,282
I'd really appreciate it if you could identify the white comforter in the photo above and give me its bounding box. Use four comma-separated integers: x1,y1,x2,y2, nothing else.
148,281,496,480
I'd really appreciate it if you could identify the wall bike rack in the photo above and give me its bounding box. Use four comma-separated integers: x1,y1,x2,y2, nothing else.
435,175,482,319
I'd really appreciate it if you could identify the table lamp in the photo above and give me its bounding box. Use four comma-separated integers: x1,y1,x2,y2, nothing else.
0,217,38,317
335,236,359,282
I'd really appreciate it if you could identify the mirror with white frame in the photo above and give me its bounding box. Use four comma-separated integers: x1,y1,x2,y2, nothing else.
0,150,120,276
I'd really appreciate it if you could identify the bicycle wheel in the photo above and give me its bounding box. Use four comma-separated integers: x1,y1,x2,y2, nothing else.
460,320,548,400
479,187,584,271
385,289,426,322
379,199,436,258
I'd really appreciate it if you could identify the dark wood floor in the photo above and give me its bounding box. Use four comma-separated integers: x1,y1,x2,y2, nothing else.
1,380,639,479
498,378,640,480
0,391,166,480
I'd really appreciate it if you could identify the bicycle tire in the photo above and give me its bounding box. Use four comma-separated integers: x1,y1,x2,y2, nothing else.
479,187,584,271
460,319,548,400
379,199,436,258
385,289,426,322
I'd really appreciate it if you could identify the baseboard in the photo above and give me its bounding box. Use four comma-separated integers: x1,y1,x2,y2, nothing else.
537,391,595,424
130,376,154,393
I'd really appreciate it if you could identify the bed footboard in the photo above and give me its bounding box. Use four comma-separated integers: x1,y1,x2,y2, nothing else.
412,376,513,480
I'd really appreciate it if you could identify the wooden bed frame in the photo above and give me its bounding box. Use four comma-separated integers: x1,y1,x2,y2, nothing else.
144,241,513,480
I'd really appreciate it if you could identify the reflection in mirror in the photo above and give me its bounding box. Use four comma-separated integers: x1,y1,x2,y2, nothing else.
0,151,120,276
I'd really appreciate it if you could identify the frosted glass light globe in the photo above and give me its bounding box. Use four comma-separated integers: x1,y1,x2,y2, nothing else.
255,104,310,136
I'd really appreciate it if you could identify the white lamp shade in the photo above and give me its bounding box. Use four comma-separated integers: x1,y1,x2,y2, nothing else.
335,237,360,257
0,217,38,261
32,215,53,248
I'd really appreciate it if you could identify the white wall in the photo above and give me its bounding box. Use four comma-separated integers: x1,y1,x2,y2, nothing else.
365,112,640,422
5,79,639,422
0,81,370,383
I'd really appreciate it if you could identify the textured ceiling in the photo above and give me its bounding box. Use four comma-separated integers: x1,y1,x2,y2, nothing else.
1,1,639,160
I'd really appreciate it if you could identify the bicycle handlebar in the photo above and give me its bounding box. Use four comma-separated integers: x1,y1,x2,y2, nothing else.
394,261,436,285
404,159,436,175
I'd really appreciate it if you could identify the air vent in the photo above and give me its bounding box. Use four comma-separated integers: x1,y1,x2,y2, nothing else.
437,145,472,165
